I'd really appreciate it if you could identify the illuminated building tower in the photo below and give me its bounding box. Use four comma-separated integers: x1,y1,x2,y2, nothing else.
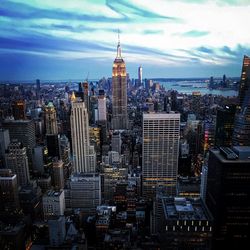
45,102,58,135
0,169,19,211
5,141,30,187
138,65,143,86
142,113,180,199
112,34,128,130
215,105,236,147
206,147,250,249
232,55,250,146
12,100,26,120
70,97,95,173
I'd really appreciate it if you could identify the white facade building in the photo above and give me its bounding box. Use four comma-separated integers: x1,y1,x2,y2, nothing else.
142,113,180,198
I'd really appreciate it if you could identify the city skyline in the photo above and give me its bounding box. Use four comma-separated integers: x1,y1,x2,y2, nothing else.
0,0,250,80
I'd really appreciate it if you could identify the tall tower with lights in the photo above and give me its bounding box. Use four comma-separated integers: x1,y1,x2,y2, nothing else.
232,55,250,146
112,33,128,130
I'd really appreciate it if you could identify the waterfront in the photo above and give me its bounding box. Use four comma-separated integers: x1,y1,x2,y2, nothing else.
160,80,238,96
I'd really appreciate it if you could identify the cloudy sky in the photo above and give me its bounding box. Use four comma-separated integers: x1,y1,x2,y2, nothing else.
0,0,250,80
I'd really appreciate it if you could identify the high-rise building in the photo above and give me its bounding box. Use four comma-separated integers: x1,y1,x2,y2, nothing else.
2,119,36,166
206,147,250,249
12,100,26,120
65,173,101,214
232,55,250,146
48,216,66,247
112,35,128,129
71,99,95,173
142,113,180,199
0,169,19,211
138,65,143,86
45,102,58,135
5,141,30,186
45,102,61,158
215,105,236,147
52,160,64,190
98,90,107,121
0,128,10,167
154,196,213,249
111,131,122,154
42,190,65,220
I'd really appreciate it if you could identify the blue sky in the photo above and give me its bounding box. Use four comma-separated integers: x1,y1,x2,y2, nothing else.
0,0,250,80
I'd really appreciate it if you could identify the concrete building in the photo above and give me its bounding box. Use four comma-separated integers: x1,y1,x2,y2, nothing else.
0,128,10,167
0,169,19,211
42,190,65,220
52,160,64,190
142,113,180,199
157,197,213,249
48,216,66,247
71,99,95,173
98,89,107,121
111,131,122,154
5,141,30,187
65,173,101,214
2,119,36,166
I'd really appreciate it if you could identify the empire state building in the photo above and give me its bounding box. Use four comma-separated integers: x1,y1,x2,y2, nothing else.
112,36,128,130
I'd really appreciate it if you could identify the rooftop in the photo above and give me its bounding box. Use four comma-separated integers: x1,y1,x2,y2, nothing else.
44,190,63,197
163,197,212,221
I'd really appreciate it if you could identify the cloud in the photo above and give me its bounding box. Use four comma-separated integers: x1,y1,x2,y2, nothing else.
182,30,210,37
106,0,177,20
0,1,126,22
143,30,164,35
196,46,214,54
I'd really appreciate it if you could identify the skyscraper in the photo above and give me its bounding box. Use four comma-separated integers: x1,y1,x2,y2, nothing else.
232,55,250,146
215,105,236,147
112,34,128,130
0,128,10,167
2,119,36,166
45,102,58,135
5,141,30,187
12,100,26,120
45,102,61,158
0,169,19,211
206,146,250,249
97,90,107,121
142,113,180,199
71,99,95,173
138,65,143,86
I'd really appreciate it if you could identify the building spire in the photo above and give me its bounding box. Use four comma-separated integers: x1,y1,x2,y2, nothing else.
116,29,122,59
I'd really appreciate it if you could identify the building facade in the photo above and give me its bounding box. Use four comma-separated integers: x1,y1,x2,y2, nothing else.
232,55,250,146
112,36,128,130
206,147,250,249
142,113,180,199
71,100,94,173
5,142,30,187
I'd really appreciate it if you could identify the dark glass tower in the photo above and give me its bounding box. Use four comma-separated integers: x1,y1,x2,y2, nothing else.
232,55,250,146
215,105,236,147
206,147,250,249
